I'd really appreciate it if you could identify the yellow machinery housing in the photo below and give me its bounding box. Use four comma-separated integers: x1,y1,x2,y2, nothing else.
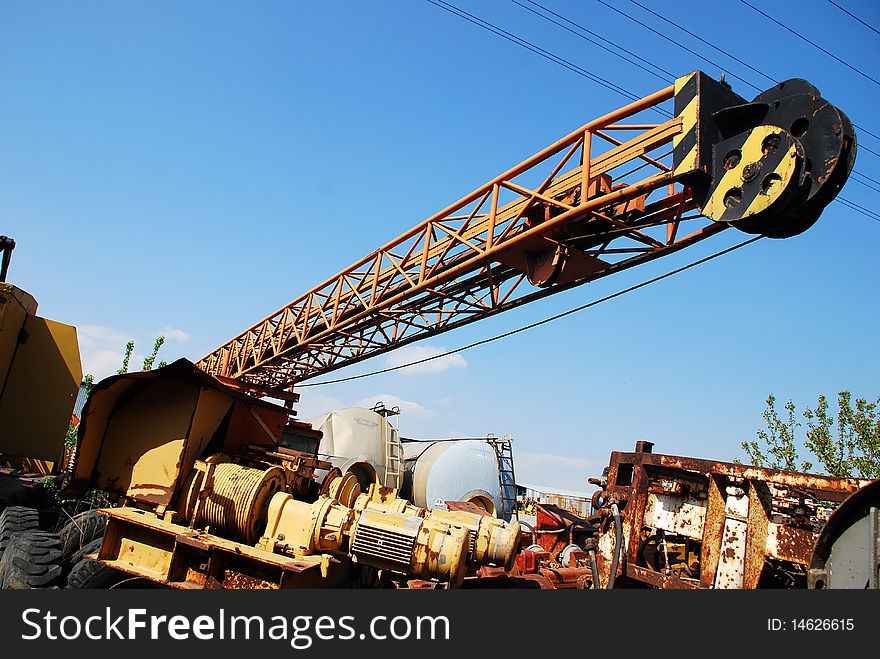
75,361,520,588
0,237,81,503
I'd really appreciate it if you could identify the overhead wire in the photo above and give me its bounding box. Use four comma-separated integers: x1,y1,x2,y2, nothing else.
826,0,880,38
850,173,880,195
593,0,762,92
512,1,880,208
628,0,777,86
299,2,876,390
739,0,880,88
853,170,880,188
586,0,880,150
513,0,675,83
298,236,762,387
836,196,880,223
425,0,880,225
426,0,640,103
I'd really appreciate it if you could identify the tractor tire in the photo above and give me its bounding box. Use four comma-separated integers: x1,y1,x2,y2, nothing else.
66,538,137,589
0,530,63,589
58,509,106,569
0,506,41,558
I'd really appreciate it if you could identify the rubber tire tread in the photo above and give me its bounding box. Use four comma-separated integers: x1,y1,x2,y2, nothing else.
66,538,129,589
58,509,106,568
0,530,63,589
0,506,40,557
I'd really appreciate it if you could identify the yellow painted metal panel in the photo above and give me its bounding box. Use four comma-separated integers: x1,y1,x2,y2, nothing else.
93,380,198,499
180,386,234,486
0,315,81,462
0,284,33,399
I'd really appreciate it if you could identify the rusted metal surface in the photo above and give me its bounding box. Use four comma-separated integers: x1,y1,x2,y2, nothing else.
767,524,816,565
504,502,597,589
612,451,869,501
625,564,700,589
443,500,492,516
699,474,726,587
714,486,749,589
743,480,771,588
96,507,334,590
643,491,705,540
592,443,872,589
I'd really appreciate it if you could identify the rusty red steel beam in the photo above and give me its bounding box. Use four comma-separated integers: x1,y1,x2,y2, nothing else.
196,84,748,389
610,451,871,498
206,185,705,390
229,206,710,391
625,564,701,589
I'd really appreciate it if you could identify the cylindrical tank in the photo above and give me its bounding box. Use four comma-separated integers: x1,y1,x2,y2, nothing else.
305,408,402,490
402,439,509,520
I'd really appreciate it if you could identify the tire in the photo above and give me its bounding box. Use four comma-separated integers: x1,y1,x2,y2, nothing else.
0,506,40,557
0,530,63,589
58,509,106,569
66,538,143,589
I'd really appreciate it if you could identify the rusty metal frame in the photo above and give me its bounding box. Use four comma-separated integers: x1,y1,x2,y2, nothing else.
94,507,350,589
601,444,872,589
197,84,728,391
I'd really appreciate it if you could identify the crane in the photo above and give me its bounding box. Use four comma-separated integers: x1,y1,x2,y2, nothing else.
195,72,855,401
22,70,861,591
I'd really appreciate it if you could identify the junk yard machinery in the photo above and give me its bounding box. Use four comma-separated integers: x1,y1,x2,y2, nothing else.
2,71,873,589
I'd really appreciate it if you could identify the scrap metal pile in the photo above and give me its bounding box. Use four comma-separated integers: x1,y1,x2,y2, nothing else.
495,442,876,589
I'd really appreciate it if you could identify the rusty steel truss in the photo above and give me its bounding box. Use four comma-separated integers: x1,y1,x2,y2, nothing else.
197,71,855,395
197,83,723,392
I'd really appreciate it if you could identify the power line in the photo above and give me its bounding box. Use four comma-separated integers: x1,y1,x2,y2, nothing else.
435,0,880,178
298,236,762,387
587,0,880,145
574,2,880,162
297,194,876,389
593,0,762,93
859,143,880,159
855,125,880,142
462,0,880,152
836,195,880,223
826,0,880,38
426,0,640,103
628,0,777,86
851,172,880,195
853,170,880,188
513,0,674,83
740,0,880,88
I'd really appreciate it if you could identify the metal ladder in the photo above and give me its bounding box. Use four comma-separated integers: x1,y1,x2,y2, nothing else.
488,434,518,520
373,402,402,488
384,432,402,488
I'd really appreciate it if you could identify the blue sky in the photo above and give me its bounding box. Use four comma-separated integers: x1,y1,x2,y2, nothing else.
3,1,878,490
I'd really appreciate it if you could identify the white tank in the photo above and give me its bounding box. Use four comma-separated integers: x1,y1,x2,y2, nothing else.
305,407,402,489
403,439,509,519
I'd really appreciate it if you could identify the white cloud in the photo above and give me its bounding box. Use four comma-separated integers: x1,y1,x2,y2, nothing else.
78,324,130,347
154,326,190,343
515,451,597,493
77,324,180,381
295,392,347,421
355,393,436,420
77,325,134,381
294,391,437,425
385,345,467,375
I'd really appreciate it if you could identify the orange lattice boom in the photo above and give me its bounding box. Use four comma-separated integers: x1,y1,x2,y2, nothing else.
197,72,855,395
